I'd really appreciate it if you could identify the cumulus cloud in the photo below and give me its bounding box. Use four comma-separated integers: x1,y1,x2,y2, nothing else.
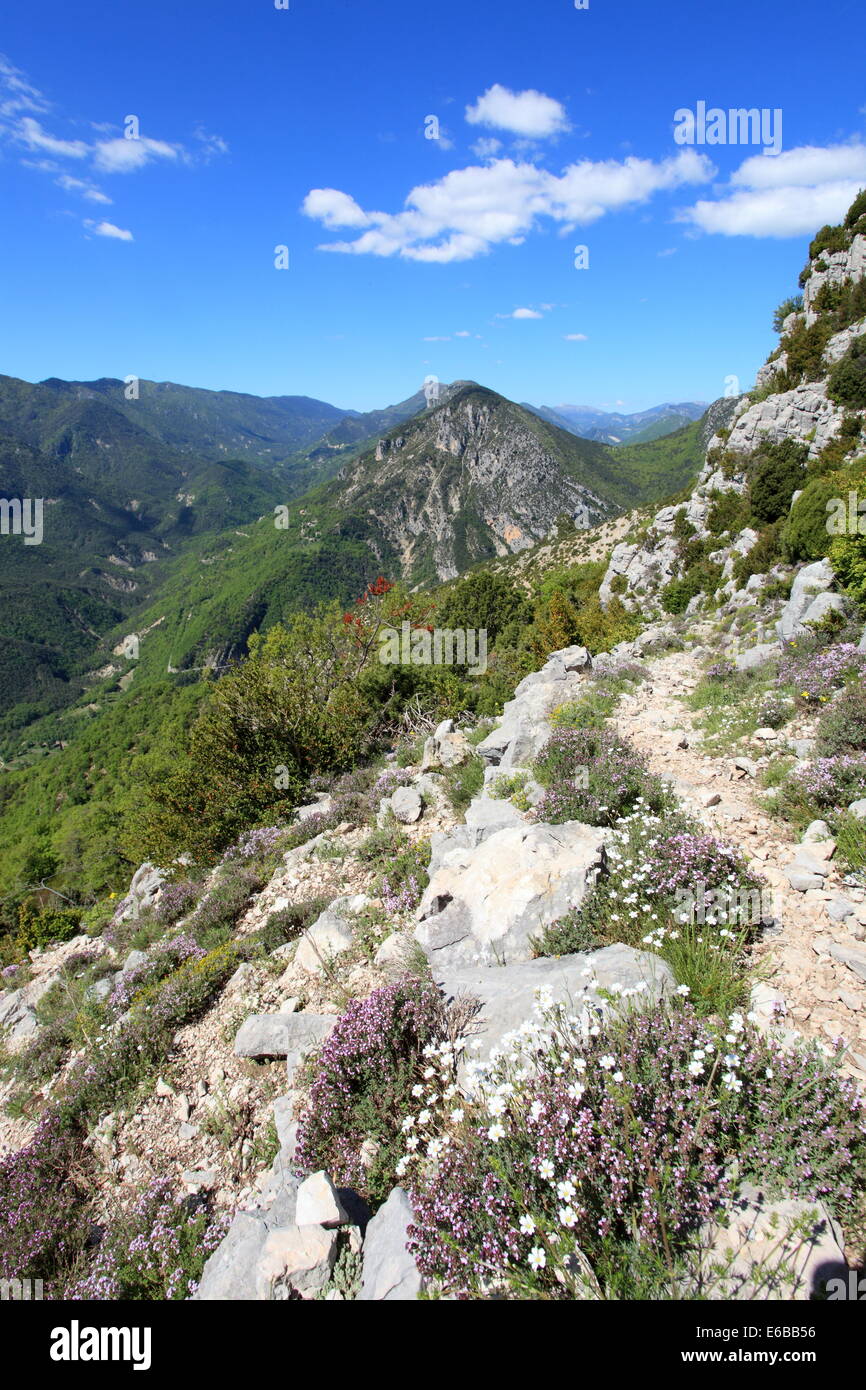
84,219,133,241
507,307,543,319
465,84,569,139
301,187,370,229
303,150,714,263
678,142,866,237
563,332,588,340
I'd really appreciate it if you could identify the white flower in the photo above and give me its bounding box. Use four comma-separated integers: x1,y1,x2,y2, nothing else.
411,1084,424,1098
599,1055,616,1071
529,1101,544,1123
449,1107,465,1124
401,1116,415,1132
405,1135,419,1150
556,1180,576,1201
487,1094,506,1117
519,1214,536,1235
676,984,691,996
566,1083,585,1102
559,1205,577,1229
612,1071,624,1084
528,1247,546,1271
488,1121,505,1142
538,1159,555,1180
418,1108,432,1125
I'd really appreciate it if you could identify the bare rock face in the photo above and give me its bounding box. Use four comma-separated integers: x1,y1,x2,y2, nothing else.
476,648,591,770
415,820,608,968
775,558,835,640
803,232,866,324
435,944,674,1071
358,1187,425,1301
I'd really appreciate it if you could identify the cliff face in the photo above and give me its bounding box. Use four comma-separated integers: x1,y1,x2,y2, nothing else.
337,385,615,582
599,214,866,618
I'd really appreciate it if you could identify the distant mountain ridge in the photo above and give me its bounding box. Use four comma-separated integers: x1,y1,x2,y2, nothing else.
526,400,707,445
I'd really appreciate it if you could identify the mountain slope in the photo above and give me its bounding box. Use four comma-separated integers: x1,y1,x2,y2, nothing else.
526,399,707,445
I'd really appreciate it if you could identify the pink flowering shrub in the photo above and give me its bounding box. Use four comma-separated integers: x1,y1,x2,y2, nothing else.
776,640,866,703
533,727,670,826
406,1000,866,1299
296,980,447,1204
0,1114,90,1287
789,754,866,809
65,1180,228,1300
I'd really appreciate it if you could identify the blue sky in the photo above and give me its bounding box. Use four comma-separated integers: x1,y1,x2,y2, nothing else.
1,0,865,414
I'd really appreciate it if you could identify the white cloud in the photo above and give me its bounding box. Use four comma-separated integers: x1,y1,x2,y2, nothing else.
563,332,588,340
303,150,713,263
84,219,133,241
301,187,370,229
657,246,677,257
56,174,111,204
509,307,542,319
454,329,472,337
465,84,569,139
92,135,179,173
470,137,502,160
15,116,88,158
678,141,866,238
0,53,48,117
679,181,865,237
423,335,451,341
732,143,866,189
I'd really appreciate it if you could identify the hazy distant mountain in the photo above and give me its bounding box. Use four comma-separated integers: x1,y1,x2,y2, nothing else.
525,400,707,446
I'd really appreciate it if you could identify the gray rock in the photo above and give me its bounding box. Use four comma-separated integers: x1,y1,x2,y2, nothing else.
295,896,365,975
256,1224,338,1299
295,1171,350,1228
194,1213,270,1300
273,1093,297,1149
827,897,855,922
802,820,833,843
828,943,866,984
113,862,167,923
435,944,674,1071
733,756,758,777
699,1182,847,1299
295,793,334,823
776,559,835,641
390,786,423,824
802,591,847,627
122,949,148,973
848,799,866,820
358,1187,425,1302
784,867,824,892
416,820,608,968
234,1011,336,1060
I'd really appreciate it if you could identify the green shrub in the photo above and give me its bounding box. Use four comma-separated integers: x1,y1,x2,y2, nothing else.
816,684,866,755
772,295,803,332
827,338,866,410
732,523,782,587
748,440,809,525
706,489,750,537
781,476,842,562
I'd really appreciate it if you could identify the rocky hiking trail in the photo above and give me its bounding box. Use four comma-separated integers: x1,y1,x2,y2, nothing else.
611,647,866,1081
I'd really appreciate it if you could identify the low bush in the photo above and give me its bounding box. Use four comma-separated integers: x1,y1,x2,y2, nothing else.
64,1181,228,1300
533,729,669,827
404,998,866,1299
295,979,450,1205
816,683,866,755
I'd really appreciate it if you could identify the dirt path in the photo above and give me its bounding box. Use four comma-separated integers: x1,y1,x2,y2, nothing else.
611,650,866,1081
